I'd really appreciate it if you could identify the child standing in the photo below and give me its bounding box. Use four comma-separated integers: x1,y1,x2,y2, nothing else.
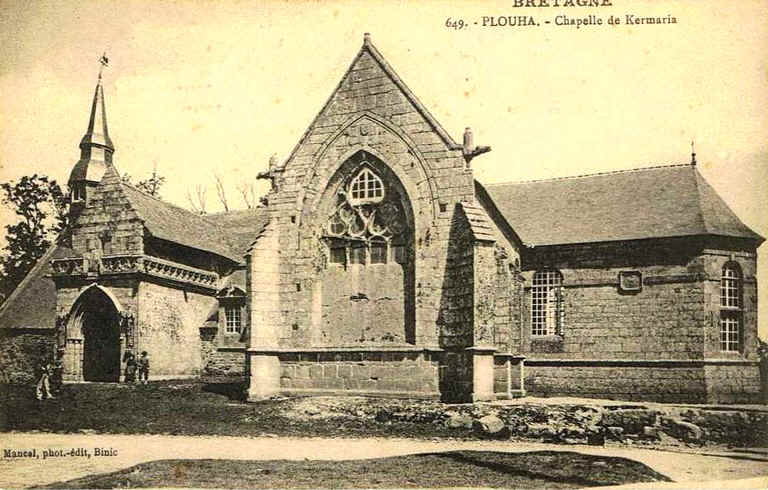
35,354,54,400
123,351,137,383
137,351,150,384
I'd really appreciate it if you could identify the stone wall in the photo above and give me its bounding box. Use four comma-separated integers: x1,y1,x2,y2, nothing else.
137,281,215,376
263,41,475,352
318,263,407,345
0,329,55,384
704,362,762,404
69,166,144,264
525,361,708,403
277,350,440,397
439,209,474,349
524,360,762,404
516,237,760,402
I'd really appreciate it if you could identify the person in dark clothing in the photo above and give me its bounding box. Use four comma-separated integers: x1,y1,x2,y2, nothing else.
123,351,137,383
137,351,150,384
35,354,54,400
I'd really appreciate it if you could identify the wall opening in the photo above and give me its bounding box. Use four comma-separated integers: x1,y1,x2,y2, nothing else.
65,286,123,382
315,150,416,345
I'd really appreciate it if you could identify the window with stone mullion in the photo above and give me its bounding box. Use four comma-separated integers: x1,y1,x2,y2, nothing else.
225,305,242,334
719,263,742,352
531,270,563,337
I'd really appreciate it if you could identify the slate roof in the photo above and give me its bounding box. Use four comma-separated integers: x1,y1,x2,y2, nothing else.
0,196,268,329
120,184,267,263
0,243,70,330
482,164,764,247
205,209,270,258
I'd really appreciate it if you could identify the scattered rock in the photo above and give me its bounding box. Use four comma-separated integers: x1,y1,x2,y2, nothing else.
661,417,703,443
473,415,510,439
657,430,682,446
445,413,473,429
605,426,625,442
601,408,658,434
642,426,660,440
587,426,605,446
375,410,392,423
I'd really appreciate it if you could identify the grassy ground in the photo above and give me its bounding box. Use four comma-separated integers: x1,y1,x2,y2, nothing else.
41,451,672,488
0,378,464,439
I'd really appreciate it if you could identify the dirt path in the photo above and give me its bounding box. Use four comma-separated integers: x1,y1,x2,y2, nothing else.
1,433,766,488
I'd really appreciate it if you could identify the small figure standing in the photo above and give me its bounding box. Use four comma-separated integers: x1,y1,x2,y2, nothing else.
35,354,54,400
123,351,137,383
50,349,64,395
137,351,150,384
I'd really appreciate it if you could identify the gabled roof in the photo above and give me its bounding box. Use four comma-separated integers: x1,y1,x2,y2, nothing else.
284,33,461,165
205,208,270,258
120,184,270,263
120,184,242,263
0,243,71,329
482,164,764,247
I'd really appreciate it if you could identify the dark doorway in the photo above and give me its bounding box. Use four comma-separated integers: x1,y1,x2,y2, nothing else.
80,289,121,382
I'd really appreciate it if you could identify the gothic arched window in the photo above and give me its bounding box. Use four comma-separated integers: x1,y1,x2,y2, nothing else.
324,164,407,267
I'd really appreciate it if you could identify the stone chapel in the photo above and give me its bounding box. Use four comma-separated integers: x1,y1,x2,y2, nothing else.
0,34,763,404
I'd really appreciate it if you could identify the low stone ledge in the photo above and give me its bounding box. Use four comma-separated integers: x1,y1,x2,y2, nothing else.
526,358,759,368
281,388,440,400
247,345,439,354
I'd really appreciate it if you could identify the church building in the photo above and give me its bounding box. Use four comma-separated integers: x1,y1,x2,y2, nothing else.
0,34,763,404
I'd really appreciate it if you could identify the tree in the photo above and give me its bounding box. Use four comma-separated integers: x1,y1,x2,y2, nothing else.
186,184,208,215
121,167,166,198
214,173,229,212
0,174,69,303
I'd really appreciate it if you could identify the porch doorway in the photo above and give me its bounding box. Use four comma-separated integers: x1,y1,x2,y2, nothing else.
64,286,123,382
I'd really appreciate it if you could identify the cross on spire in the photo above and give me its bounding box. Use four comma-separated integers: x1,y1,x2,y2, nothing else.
691,140,697,166
98,52,109,80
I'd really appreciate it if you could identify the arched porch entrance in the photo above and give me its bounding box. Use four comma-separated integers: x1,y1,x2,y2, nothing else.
62,286,124,382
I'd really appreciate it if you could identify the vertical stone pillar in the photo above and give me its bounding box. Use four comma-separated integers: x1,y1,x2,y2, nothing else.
245,221,282,401
468,346,496,401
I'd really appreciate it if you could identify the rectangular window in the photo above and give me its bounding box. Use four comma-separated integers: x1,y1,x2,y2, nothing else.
330,247,346,265
531,270,563,336
350,246,366,265
720,313,740,352
719,264,742,352
225,306,242,334
720,270,740,308
370,243,387,264
72,184,85,202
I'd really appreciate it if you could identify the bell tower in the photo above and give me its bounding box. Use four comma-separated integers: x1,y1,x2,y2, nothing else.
68,55,114,213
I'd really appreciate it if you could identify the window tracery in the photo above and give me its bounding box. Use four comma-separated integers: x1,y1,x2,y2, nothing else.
323,164,408,266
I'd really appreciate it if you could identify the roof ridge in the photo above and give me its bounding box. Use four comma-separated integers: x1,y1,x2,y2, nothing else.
484,163,693,186
120,180,215,222
207,207,266,217
690,169,712,235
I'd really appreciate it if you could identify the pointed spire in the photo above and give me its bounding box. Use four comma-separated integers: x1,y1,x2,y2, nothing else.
79,72,114,153
69,57,115,187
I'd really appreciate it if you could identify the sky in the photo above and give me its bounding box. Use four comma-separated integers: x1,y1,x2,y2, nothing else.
0,0,766,336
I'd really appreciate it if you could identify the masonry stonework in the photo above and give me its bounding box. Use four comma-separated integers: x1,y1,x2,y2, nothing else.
1,35,762,406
